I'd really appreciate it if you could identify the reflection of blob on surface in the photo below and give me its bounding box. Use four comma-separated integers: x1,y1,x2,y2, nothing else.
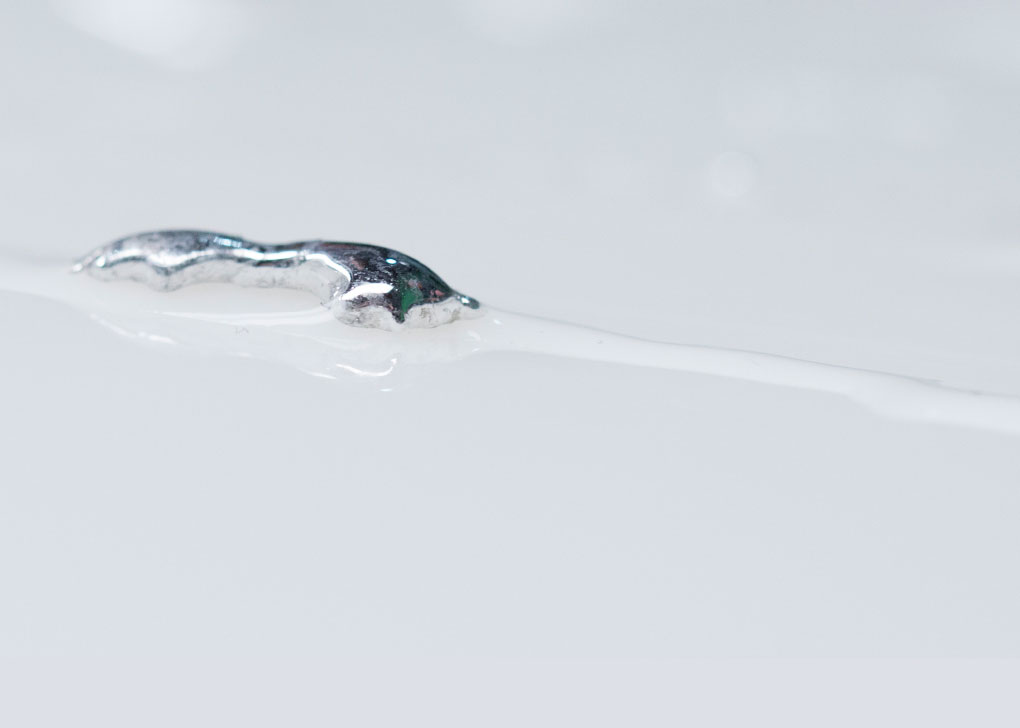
87,304,484,386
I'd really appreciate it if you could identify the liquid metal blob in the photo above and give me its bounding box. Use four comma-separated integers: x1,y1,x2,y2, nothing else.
72,230,481,331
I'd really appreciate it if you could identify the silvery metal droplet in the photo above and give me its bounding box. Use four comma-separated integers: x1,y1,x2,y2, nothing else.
72,230,481,331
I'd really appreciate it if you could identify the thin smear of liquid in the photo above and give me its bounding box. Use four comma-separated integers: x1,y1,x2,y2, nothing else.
3,258,1020,436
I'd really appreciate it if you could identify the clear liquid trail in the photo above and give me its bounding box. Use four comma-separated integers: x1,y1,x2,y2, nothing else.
482,310,1020,436
3,258,1020,437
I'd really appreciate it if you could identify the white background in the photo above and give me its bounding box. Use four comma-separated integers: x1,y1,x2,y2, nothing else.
2,0,1020,724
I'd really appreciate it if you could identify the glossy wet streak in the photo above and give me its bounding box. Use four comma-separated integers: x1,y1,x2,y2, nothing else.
2,255,1020,436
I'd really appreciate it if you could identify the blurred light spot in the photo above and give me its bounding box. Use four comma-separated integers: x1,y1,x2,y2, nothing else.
707,151,757,199
52,0,256,69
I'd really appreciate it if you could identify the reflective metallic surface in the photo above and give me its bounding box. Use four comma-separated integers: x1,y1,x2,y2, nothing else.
73,230,481,331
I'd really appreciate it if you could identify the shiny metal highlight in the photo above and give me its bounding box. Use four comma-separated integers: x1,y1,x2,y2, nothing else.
72,230,481,331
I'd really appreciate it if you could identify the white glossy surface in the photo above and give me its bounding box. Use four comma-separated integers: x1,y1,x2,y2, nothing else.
3,0,1020,723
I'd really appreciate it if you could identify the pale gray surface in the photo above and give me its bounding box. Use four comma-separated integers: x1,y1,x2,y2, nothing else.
3,658,1020,727
2,0,1020,724
3,292,1019,658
